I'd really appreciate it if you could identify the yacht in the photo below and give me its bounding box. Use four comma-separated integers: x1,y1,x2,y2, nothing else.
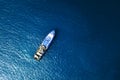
34,30,55,60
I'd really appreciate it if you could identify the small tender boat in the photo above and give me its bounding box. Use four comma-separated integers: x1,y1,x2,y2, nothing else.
34,30,55,60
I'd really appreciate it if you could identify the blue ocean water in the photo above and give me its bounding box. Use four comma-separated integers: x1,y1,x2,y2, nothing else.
0,0,120,80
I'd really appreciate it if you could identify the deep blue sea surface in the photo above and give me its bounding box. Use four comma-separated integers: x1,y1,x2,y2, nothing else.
0,0,120,80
